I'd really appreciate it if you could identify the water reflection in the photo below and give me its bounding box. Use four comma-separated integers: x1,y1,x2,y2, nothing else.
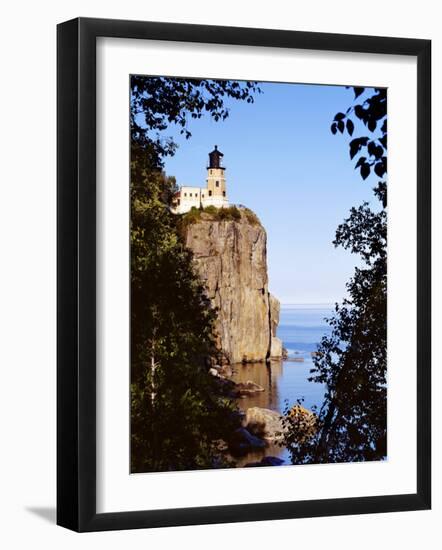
230,306,331,467
232,356,325,417
231,358,323,466
232,360,282,410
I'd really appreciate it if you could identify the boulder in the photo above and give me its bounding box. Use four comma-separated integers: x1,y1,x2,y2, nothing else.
245,407,285,442
210,364,233,378
228,427,267,455
218,364,233,378
233,380,265,396
245,456,284,467
270,336,283,359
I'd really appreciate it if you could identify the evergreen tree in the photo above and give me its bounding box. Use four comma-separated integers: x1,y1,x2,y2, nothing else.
130,77,260,472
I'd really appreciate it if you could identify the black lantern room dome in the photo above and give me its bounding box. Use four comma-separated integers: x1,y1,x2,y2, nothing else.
208,145,224,169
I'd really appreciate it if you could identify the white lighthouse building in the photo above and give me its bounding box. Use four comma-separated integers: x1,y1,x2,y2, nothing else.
171,146,229,214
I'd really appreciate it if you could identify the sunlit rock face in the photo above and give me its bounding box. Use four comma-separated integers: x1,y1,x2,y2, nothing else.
183,209,282,364
269,293,283,359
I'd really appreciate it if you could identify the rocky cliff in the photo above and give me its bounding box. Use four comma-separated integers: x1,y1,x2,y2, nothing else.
182,208,283,364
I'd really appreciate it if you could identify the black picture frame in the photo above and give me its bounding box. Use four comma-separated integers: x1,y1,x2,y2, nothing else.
57,17,431,532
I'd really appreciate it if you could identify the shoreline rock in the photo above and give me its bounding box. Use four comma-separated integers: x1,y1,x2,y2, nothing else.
228,427,267,456
233,380,265,397
270,336,283,359
244,456,284,467
269,294,283,359
245,407,285,442
210,364,234,378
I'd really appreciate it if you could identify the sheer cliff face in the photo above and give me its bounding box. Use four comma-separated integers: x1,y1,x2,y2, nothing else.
183,210,282,364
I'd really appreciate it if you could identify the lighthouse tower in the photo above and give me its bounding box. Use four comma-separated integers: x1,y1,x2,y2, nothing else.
170,145,229,214
202,145,229,209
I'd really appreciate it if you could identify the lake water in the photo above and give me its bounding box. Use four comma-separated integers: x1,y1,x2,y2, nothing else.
232,304,333,466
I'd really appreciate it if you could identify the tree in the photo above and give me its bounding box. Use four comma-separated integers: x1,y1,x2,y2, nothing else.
284,87,387,464
131,76,260,170
130,167,239,472
130,77,260,472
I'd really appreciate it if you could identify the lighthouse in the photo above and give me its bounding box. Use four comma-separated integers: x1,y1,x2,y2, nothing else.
205,145,228,208
171,146,229,214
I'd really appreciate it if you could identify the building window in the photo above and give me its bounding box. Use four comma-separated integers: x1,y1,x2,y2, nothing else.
202,194,204,198
177,199,180,205
216,181,219,187
209,190,212,197
210,170,212,175
223,191,226,197
184,193,187,197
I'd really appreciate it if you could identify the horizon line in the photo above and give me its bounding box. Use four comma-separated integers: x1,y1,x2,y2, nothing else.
280,302,336,307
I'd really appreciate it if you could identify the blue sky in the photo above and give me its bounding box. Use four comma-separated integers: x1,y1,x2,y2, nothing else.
158,82,379,305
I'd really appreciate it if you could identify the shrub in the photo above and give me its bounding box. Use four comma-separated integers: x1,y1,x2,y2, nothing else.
181,205,259,226
181,207,202,227
204,205,217,216
215,206,241,222
243,208,260,226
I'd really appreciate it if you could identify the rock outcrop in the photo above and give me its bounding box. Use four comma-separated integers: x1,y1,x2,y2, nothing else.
183,208,283,364
269,294,283,359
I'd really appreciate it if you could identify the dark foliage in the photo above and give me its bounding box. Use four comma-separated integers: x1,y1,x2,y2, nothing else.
130,77,259,472
284,87,387,464
131,76,260,169
331,88,387,182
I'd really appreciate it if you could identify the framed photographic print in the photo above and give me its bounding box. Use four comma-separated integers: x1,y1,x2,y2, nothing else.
57,17,431,531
